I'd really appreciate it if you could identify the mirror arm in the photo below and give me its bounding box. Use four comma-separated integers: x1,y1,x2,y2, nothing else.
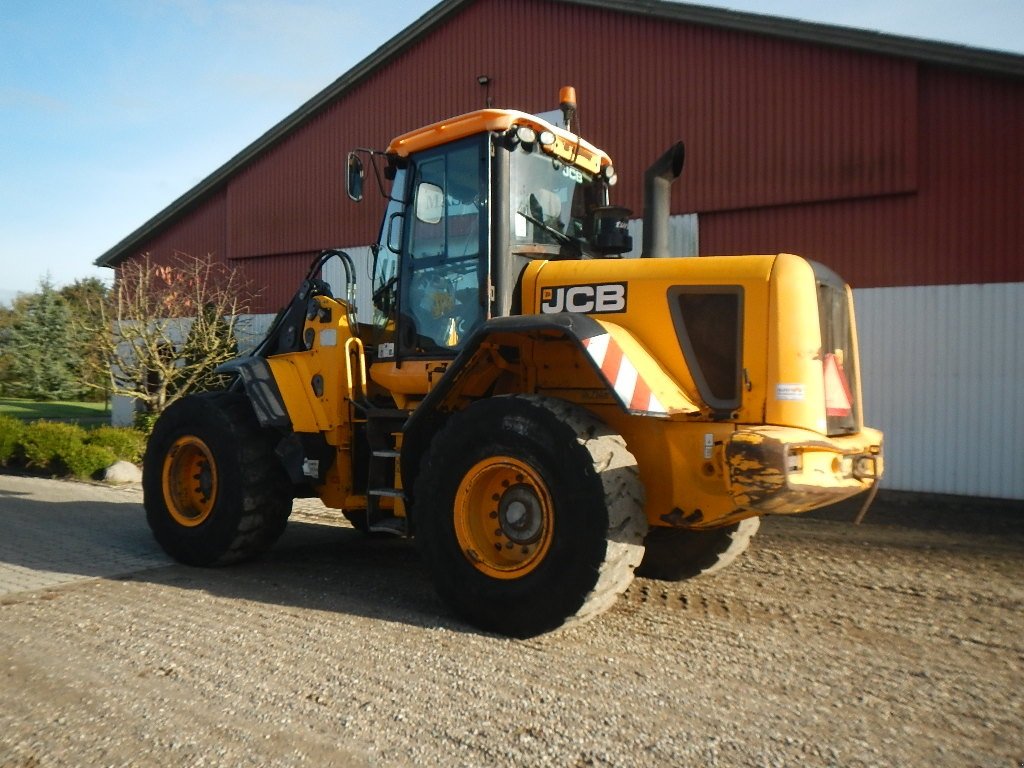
350,148,405,204
368,151,388,199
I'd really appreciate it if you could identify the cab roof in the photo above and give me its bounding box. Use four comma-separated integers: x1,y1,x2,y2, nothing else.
386,108,613,175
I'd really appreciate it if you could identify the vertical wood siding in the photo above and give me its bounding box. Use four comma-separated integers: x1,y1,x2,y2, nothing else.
120,0,935,305
124,0,1021,311
118,189,228,269
700,67,1024,289
128,1,1024,311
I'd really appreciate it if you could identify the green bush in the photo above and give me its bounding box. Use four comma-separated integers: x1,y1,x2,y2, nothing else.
0,418,143,480
133,410,160,435
19,421,88,470
0,414,23,465
61,442,117,479
87,426,146,464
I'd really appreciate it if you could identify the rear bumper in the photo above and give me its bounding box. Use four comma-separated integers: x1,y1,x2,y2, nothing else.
725,425,883,515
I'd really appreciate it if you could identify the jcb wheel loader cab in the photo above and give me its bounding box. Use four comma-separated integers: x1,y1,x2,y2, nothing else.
143,393,292,565
362,108,621,365
414,395,646,637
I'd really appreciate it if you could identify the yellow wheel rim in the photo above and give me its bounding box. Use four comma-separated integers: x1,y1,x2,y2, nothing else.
162,436,218,527
454,457,554,580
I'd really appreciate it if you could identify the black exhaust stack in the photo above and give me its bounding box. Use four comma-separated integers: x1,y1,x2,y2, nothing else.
640,142,685,258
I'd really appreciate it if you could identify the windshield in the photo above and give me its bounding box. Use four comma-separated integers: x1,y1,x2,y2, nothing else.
509,147,605,250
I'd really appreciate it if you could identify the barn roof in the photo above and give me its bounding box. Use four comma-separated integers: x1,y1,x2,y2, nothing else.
95,0,1024,268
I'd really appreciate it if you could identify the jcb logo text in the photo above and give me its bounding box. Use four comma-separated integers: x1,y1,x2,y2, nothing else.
540,283,627,314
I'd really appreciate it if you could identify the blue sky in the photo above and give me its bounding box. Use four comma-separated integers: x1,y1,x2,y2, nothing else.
1,0,1021,300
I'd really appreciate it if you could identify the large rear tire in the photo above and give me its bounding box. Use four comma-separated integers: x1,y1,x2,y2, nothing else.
143,392,292,566
636,518,761,581
414,395,647,637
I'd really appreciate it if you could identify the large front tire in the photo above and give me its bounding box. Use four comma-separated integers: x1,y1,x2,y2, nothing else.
636,518,761,581
414,395,647,637
143,392,292,566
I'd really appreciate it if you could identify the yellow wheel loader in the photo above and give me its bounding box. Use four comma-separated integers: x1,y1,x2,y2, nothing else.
144,89,883,637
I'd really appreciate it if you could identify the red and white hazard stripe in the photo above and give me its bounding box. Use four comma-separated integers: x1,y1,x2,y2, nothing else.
581,334,666,415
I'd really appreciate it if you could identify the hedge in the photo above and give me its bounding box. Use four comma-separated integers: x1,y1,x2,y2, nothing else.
0,415,24,465
0,418,145,480
87,426,146,464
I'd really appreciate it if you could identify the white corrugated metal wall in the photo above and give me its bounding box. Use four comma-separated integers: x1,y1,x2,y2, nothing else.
624,215,699,258
855,282,1024,499
322,246,376,325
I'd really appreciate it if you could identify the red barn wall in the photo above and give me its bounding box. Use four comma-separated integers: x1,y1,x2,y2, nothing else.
132,188,228,269
700,67,1024,286
119,0,1023,311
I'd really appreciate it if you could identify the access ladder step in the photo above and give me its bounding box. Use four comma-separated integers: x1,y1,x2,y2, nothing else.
368,488,406,499
356,405,409,422
367,517,407,536
372,449,401,459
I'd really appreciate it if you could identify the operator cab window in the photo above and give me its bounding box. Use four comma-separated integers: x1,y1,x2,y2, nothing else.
509,145,604,254
400,136,487,354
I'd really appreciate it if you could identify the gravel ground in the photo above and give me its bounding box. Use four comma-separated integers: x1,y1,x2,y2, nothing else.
1,485,1021,767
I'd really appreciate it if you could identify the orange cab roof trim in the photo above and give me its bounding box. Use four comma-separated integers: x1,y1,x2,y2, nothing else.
386,108,613,167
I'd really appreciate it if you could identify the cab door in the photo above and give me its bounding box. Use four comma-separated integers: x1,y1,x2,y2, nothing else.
397,135,489,355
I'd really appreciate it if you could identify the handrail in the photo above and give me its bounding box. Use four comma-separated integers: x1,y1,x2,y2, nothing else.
344,336,368,402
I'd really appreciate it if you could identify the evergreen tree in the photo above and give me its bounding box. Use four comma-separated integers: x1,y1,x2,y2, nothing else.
0,278,84,400
0,294,24,394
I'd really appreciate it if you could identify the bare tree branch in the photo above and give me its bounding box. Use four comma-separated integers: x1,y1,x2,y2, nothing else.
77,253,258,419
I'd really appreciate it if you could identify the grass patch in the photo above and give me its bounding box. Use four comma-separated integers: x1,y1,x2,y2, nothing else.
0,398,109,426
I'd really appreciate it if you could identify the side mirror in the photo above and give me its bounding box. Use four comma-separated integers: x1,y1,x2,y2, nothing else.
346,152,365,202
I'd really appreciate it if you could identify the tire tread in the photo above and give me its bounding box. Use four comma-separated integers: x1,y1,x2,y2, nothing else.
414,394,647,635
144,392,291,566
